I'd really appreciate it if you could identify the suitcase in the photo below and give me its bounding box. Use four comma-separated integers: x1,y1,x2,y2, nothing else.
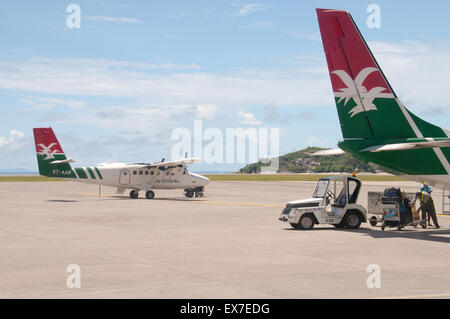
384,187,401,198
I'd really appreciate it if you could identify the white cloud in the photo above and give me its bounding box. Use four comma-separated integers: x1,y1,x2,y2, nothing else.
286,30,321,43
238,111,262,125
367,40,450,115
0,130,25,149
196,104,218,120
241,21,276,30
0,56,332,108
368,40,428,54
22,97,87,110
305,136,328,148
233,3,270,16
84,16,141,24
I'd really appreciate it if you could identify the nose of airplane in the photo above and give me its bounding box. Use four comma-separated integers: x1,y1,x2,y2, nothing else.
201,175,210,185
190,173,210,186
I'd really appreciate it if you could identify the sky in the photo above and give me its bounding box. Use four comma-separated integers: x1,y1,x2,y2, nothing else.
1,0,450,172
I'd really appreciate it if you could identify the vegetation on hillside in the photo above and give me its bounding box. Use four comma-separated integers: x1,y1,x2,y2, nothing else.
239,147,380,174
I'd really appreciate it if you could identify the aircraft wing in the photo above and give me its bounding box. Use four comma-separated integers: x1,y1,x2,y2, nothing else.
309,149,346,156
361,139,450,152
134,158,201,169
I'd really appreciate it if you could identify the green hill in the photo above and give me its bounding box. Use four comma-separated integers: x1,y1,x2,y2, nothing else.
239,147,380,174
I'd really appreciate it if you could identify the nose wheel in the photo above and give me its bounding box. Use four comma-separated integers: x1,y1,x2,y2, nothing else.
184,187,204,198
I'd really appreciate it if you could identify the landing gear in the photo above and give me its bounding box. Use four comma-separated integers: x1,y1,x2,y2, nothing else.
130,189,139,199
185,190,194,198
145,190,155,199
184,186,204,198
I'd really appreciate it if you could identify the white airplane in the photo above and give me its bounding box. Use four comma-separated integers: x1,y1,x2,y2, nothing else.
33,127,210,199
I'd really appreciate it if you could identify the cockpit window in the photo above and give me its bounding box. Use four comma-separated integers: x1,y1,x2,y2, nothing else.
313,179,329,198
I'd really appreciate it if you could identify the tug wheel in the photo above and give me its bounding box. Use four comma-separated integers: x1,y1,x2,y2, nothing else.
299,214,315,230
345,212,362,229
290,223,301,229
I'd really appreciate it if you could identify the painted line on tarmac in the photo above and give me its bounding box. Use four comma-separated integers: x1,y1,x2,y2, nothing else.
79,193,450,213
79,193,284,207
191,200,284,208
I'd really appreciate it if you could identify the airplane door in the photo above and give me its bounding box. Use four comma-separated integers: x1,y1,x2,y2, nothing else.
119,169,130,185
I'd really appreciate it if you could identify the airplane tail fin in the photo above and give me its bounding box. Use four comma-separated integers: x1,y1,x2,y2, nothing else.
33,127,76,178
316,8,445,140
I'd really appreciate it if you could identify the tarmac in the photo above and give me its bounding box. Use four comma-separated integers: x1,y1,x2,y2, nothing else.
0,180,449,298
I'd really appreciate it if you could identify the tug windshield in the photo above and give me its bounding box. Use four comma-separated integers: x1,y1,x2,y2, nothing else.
313,179,329,198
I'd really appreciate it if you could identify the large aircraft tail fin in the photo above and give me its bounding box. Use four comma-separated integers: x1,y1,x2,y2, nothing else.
33,127,76,178
316,8,446,140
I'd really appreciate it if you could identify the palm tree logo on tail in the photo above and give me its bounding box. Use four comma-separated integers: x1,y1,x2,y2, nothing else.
332,67,393,117
37,143,59,160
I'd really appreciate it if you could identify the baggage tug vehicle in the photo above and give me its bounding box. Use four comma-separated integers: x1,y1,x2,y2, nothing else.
279,176,367,230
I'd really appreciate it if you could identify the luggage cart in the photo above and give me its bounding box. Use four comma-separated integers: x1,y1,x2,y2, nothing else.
368,189,423,231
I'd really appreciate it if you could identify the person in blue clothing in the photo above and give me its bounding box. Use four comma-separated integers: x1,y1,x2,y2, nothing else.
400,191,413,225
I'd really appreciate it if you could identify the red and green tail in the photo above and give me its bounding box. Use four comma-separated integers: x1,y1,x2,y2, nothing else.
316,9,450,176
33,127,77,178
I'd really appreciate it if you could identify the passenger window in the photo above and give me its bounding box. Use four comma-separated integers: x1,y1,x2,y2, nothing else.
133,171,137,175
139,171,143,175
150,171,154,175
123,171,127,175
145,171,148,175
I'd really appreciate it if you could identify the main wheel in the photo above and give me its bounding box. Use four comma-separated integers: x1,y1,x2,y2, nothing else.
299,215,315,230
145,190,155,199
345,212,362,229
130,190,139,199
185,190,194,198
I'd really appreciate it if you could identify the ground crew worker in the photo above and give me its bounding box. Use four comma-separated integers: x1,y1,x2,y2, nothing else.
416,185,440,229
420,184,432,226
